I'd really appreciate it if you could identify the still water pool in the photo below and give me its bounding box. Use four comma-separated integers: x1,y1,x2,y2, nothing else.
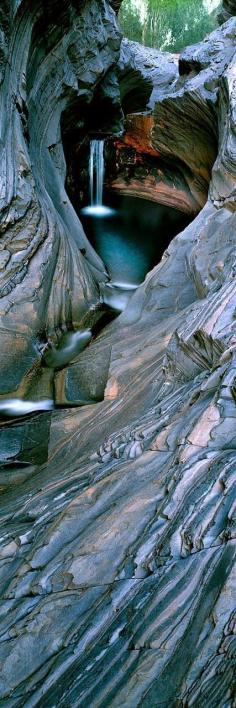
118,0,221,53
81,194,191,310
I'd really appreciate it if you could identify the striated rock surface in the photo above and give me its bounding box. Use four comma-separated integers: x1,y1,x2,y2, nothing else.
0,2,236,706
108,20,236,214
0,0,121,404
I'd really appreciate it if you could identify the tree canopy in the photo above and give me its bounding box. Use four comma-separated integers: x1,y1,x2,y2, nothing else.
119,0,221,52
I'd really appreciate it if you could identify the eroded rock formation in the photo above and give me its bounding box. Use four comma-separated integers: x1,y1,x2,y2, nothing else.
107,21,236,215
0,0,236,705
0,0,121,406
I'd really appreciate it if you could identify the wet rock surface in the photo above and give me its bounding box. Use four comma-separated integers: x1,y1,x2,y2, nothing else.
0,0,236,706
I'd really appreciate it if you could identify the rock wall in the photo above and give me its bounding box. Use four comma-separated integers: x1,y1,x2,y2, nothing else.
0,0,121,404
108,21,236,214
0,2,236,706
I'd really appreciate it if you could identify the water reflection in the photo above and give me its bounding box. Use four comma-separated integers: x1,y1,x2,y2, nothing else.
118,0,221,53
81,195,191,311
81,205,115,217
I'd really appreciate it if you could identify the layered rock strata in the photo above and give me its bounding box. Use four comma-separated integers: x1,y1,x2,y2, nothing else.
0,1,236,706
0,0,121,404
108,21,236,214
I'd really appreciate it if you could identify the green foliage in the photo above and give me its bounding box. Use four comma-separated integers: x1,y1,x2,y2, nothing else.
118,0,221,52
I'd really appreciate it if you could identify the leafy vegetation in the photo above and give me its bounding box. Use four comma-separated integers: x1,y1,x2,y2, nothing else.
118,0,221,52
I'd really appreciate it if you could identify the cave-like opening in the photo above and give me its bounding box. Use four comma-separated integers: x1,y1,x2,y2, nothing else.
64,135,193,312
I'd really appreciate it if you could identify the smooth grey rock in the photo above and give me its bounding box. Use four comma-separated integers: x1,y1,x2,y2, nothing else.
0,2,236,707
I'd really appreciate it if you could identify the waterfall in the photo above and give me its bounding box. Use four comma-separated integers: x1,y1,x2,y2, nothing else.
81,138,114,217
89,139,105,207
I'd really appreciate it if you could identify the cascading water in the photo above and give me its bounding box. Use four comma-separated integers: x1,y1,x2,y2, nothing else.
90,140,104,207
82,139,114,217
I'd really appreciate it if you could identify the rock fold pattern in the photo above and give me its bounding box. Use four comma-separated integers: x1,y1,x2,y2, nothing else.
0,1,236,706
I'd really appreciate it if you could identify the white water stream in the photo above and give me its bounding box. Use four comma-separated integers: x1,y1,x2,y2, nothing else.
90,140,104,206
82,140,114,217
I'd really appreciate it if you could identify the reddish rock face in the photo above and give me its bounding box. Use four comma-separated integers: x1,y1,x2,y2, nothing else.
106,28,236,218
106,134,206,215
122,113,158,156
109,170,200,213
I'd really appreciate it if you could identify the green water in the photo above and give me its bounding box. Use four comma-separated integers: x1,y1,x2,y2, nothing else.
118,0,221,53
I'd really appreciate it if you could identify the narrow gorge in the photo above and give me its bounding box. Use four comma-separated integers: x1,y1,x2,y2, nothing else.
0,0,235,705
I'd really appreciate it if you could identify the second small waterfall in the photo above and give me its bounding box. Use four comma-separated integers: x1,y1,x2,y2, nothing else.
89,140,105,207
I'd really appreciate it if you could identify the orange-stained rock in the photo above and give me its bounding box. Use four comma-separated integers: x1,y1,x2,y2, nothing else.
109,173,200,214
122,113,158,156
105,376,120,399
